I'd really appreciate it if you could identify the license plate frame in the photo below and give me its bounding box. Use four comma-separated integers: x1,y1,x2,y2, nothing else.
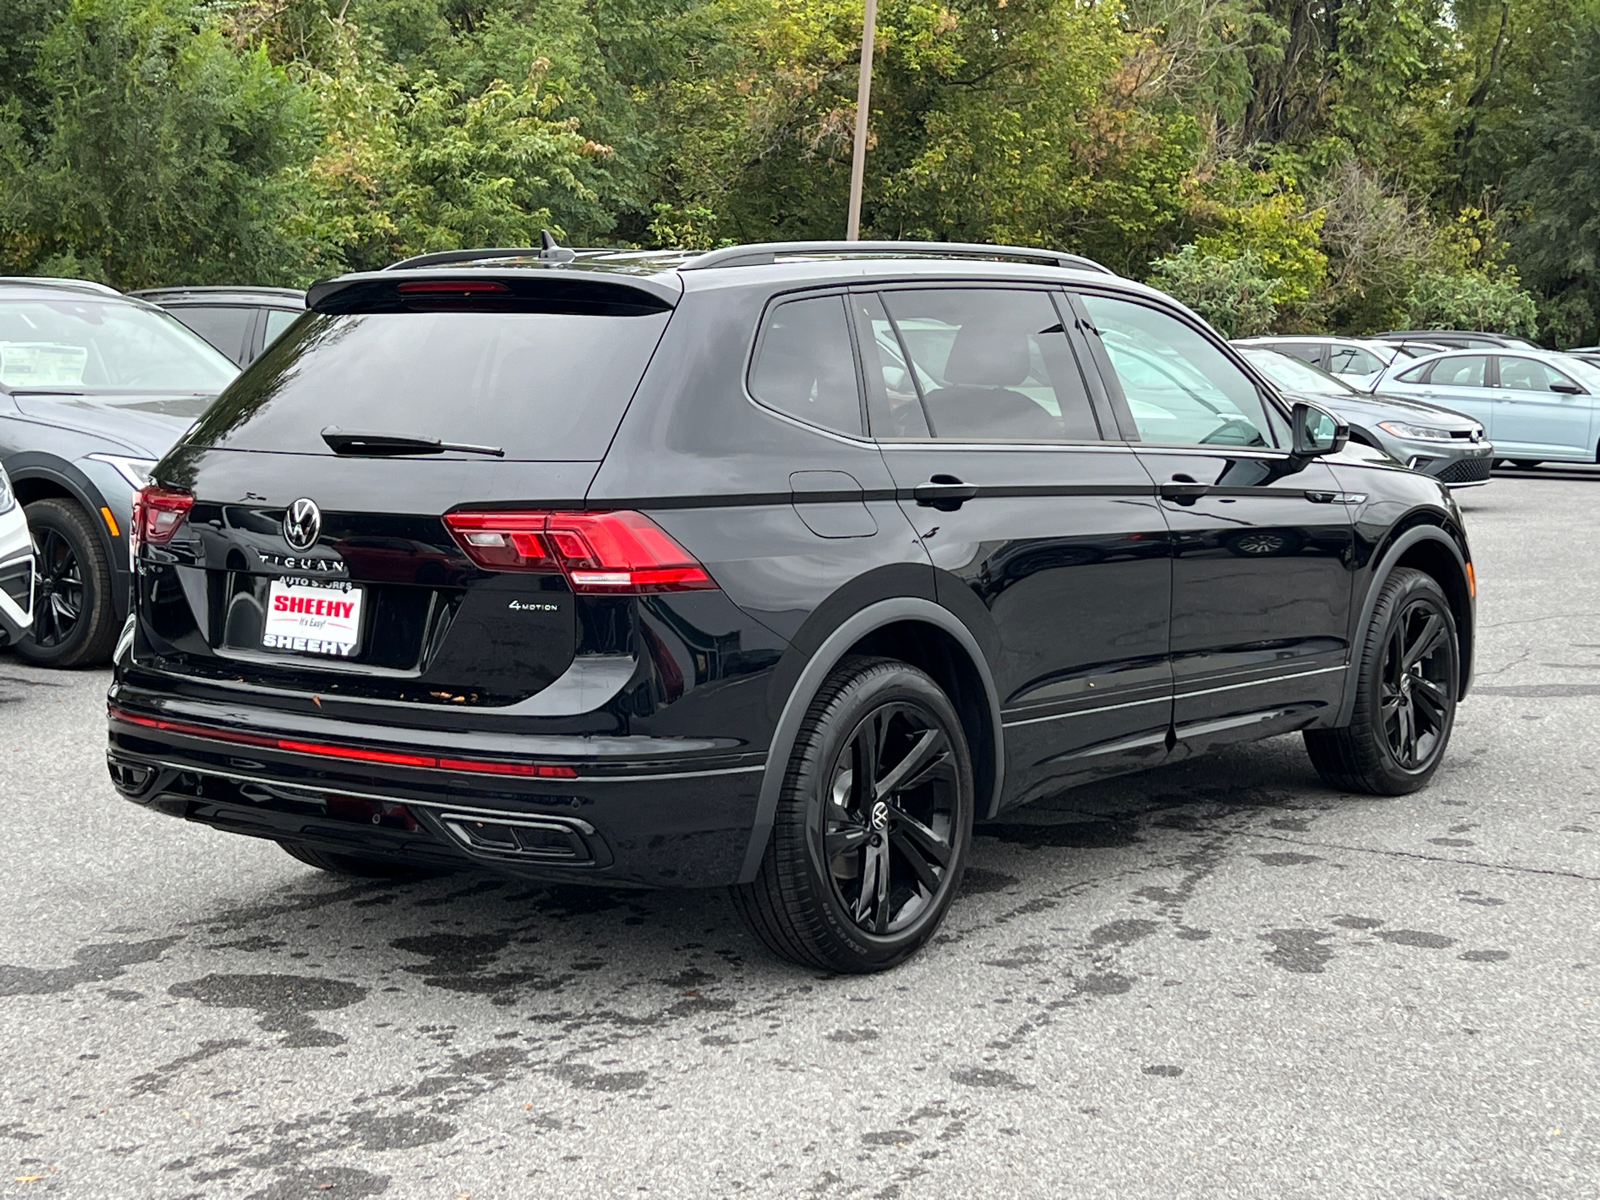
261,577,365,659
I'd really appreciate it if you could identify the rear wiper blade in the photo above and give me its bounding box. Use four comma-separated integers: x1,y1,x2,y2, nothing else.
321,428,505,458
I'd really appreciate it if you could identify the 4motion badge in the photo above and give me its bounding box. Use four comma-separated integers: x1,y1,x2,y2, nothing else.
507,599,559,612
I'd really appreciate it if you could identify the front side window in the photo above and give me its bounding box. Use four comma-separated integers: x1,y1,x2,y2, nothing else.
1495,356,1577,392
866,288,1100,442
748,295,863,436
1079,293,1273,447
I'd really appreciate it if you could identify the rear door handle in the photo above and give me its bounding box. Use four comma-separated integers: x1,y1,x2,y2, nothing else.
1159,475,1209,504
914,475,979,510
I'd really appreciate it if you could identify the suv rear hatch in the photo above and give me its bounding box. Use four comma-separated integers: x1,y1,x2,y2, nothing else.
131,269,681,709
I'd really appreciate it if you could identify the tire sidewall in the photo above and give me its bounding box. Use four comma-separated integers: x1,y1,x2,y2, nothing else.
1363,571,1459,785
16,498,115,668
794,662,974,969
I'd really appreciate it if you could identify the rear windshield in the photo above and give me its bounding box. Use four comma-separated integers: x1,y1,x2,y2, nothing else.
188,309,672,460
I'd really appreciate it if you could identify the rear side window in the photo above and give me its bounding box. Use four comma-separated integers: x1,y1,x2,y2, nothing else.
1330,344,1384,375
1427,355,1489,387
170,305,253,364
188,309,672,460
870,288,1100,441
1276,342,1325,367
747,296,863,435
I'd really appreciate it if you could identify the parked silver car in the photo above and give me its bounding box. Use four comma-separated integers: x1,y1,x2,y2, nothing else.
0,463,34,646
1234,334,1413,388
0,277,238,665
1236,346,1493,487
1371,347,1600,467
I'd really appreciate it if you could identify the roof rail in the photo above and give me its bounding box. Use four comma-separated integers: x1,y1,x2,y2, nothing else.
677,240,1115,275
0,276,122,297
383,248,546,271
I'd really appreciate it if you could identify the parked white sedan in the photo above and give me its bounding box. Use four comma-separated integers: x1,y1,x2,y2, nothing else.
0,463,35,646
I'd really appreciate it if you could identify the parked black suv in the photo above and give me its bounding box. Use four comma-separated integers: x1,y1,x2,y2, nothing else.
107,241,1475,972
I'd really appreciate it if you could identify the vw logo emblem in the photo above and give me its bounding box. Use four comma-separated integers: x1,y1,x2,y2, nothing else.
870,801,890,831
282,498,322,552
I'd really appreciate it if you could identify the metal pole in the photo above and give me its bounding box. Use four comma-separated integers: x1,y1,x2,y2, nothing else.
845,0,878,241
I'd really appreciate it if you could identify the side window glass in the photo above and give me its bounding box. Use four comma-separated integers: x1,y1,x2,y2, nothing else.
873,288,1100,442
1331,345,1382,375
169,305,252,364
1431,355,1488,388
854,293,930,438
1495,356,1568,391
1078,293,1274,448
1396,362,1431,384
748,296,863,436
262,308,300,347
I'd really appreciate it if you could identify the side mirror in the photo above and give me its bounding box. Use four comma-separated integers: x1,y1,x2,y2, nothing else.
1291,401,1348,457
1550,381,1585,395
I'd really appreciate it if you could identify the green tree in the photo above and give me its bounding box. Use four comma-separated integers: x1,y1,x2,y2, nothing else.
0,0,317,287
1148,244,1279,336
1505,9,1600,344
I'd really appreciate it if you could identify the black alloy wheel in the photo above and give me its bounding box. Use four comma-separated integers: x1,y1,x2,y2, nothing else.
16,498,119,668
1304,567,1459,795
1378,596,1454,770
733,656,974,972
822,702,962,935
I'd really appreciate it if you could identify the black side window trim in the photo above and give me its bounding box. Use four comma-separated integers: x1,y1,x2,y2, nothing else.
1065,286,1286,450
744,288,871,439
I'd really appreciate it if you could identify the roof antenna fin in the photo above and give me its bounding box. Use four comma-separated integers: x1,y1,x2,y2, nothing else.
539,230,575,263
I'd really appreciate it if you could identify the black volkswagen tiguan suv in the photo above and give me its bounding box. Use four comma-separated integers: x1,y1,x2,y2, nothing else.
107,240,1475,972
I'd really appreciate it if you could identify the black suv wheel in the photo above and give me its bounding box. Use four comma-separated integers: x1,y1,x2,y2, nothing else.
16,498,118,668
1304,568,1459,795
732,657,974,973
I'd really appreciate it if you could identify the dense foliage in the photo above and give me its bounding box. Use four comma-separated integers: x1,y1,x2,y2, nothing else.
2,0,1597,343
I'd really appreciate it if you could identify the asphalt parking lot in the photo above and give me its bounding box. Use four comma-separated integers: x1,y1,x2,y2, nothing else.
2,468,1597,1199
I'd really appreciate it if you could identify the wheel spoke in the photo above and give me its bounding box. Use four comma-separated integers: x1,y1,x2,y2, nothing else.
826,824,872,861
1412,680,1448,728
870,842,891,933
873,728,948,801
1404,613,1445,670
886,803,952,870
889,828,942,894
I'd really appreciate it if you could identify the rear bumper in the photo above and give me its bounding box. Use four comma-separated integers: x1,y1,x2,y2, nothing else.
106,688,766,887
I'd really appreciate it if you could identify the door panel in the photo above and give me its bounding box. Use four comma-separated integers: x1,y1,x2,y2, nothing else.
1138,449,1355,744
1491,356,1595,458
854,287,1173,805
1406,355,1496,436
1073,290,1356,750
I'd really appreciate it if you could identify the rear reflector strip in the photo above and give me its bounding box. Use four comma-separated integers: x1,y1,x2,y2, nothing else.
108,706,577,779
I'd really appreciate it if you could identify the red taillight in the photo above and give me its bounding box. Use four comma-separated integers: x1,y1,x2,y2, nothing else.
107,706,578,778
131,485,193,554
443,510,716,593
